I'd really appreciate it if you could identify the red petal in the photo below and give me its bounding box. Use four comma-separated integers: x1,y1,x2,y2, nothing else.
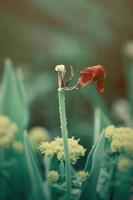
78,65,105,93
79,67,93,85
95,78,105,93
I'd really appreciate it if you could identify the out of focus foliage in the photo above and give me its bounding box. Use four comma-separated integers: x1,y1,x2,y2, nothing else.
0,1,133,199
0,0,133,141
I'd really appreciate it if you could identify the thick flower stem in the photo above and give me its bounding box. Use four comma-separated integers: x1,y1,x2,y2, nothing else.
93,107,101,144
58,90,71,200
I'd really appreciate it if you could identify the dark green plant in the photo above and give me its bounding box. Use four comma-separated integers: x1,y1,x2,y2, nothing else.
0,59,46,200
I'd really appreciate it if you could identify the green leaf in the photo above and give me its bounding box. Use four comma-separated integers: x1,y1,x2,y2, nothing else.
96,153,118,200
93,107,111,144
22,133,46,200
0,59,28,134
113,166,132,200
80,132,105,200
0,134,46,200
16,68,29,125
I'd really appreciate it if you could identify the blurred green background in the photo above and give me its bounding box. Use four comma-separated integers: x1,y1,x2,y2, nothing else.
0,0,133,145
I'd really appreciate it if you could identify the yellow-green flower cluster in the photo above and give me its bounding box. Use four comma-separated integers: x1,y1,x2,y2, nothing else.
76,171,89,182
0,116,18,148
29,127,49,148
12,141,23,152
117,157,133,172
105,125,133,154
47,170,59,182
39,137,86,165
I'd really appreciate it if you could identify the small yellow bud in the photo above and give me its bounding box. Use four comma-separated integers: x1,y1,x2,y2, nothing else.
117,158,133,172
76,171,89,182
29,127,49,148
10,123,18,133
0,116,18,148
47,170,59,182
0,137,10,148
12,141,23,152
123,41,133,58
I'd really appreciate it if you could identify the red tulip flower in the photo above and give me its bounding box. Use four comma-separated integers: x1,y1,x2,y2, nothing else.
78,65,105,93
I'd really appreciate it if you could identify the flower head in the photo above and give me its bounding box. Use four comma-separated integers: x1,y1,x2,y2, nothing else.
29,127,49,148
78,65,105,93
112,98,132,123
0,116,18,148
123,41,133,58
12,141,23,152
55,64,66,72
105,125,133,154
55,64,66,89
117,157,133,172
39,137,86,165
76,171,89,182
47,170,59,182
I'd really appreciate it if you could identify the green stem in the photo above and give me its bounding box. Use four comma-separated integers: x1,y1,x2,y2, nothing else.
59,161,65,181
93,107,101,144
58,90,71,200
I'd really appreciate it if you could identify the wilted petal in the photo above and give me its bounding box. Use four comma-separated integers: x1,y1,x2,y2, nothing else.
78,65,105,93
95,78,105,93
79,67,93,85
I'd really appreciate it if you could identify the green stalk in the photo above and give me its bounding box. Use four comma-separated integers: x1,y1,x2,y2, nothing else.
58,90,71,200
59,161,65,181
93,107,101,144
